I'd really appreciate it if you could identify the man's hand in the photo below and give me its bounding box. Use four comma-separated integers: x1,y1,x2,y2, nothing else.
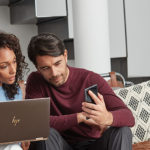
82,90,113,127
21,141,30,150
77,112,108,135
77,112,86,123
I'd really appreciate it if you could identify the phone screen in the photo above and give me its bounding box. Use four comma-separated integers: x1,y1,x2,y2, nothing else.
84,84,98,104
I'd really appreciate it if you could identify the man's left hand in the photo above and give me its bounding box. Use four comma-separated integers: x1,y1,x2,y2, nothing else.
82,90,113,127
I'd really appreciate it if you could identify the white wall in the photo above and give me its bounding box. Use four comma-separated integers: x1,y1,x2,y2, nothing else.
0,6,38,80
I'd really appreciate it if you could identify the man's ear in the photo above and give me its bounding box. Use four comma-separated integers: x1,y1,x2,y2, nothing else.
64,49,68,62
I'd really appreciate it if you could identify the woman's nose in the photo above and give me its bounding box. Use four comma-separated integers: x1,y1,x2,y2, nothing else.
9,64,16,75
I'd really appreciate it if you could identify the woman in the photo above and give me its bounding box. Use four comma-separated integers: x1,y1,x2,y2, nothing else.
0,32,29,150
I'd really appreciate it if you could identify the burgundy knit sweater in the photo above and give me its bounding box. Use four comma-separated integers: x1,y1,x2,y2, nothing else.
25,66,135,144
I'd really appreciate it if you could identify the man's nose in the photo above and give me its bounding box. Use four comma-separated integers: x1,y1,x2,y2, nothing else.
51,67,57,76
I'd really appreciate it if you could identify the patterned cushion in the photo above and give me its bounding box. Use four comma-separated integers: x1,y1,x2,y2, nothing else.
114,80,150,144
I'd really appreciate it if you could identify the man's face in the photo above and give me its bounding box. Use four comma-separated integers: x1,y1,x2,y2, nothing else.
36,50,69,87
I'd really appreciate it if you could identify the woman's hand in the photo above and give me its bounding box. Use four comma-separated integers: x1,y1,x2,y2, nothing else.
21,141,30,150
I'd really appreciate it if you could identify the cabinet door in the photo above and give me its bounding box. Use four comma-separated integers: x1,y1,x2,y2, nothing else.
67,0,74,38
108,0,126,58
125,0,150,77
36,0,66,17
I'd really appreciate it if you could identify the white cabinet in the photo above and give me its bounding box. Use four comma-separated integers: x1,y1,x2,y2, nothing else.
125,0,150,77
108,0,126,58
36,0,66,18
67,0,74,38
38,0,73,40
10,0,67,24
108,0,150,77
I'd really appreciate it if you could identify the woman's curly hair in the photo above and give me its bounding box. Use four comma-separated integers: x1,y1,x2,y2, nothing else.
0,32,28,99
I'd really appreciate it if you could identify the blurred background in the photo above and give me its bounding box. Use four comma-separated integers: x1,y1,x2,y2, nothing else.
0,0,150,84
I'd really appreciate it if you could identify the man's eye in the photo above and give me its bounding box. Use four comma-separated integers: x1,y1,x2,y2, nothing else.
41,67,49,70
55,62,61,66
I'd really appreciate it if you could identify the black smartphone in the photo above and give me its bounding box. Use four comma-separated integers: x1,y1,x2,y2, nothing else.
84,84,98,104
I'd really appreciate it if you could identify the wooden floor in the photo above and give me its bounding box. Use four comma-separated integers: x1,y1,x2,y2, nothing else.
132,141,150,150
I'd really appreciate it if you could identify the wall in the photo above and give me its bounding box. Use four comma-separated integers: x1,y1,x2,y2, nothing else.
0,6,38,80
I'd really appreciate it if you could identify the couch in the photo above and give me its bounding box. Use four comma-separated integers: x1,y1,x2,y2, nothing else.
114,80,150,149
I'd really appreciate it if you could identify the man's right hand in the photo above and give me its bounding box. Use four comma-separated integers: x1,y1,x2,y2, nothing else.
77,112,107,135
77,112,100,127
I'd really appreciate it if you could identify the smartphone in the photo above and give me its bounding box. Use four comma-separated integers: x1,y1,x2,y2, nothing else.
84,84,98,104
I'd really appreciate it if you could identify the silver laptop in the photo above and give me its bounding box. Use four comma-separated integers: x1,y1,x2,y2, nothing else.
0,97,50,144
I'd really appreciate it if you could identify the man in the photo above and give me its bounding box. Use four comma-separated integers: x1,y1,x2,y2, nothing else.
26,33,135,150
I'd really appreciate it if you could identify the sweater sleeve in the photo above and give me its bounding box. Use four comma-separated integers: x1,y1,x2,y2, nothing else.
25,72,78,131
102,89,135,127
50,114,77,132
89,74,135,127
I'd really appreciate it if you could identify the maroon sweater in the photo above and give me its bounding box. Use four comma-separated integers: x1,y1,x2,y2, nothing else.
26,67,135,144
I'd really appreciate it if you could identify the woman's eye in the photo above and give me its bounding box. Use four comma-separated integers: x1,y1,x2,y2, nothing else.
0,65,7,69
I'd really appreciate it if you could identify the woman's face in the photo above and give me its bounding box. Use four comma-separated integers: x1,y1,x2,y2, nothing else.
0,47,17,86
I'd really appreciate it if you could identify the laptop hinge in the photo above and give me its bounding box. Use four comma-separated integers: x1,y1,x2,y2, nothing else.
36,137,44,141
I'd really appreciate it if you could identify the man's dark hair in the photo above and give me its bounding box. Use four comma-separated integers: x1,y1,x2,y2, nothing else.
28,33,66,65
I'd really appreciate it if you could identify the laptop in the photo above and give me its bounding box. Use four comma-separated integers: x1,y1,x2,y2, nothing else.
0,97,50,144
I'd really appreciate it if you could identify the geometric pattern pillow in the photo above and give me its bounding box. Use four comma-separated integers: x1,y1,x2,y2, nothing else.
114,80,150,144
